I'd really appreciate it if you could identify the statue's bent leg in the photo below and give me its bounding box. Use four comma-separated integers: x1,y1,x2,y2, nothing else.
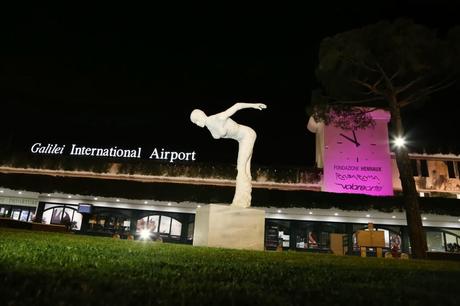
232,128,256,208
233,172,252,208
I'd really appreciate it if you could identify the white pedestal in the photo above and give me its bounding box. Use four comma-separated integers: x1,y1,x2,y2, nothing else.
193,204,265,251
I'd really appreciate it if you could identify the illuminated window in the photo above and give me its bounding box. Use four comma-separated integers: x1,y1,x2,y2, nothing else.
171,219,182,236
136,215,182,236
0,206,34,221
19,210,29,222
42,204,83,230
11,209,21,220
426,231,445,252
160,216,171,233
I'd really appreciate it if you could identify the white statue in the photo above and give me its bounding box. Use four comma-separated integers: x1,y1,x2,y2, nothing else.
190,102,267,208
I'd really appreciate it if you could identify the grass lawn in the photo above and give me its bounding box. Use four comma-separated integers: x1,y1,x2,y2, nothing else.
1,229,460,305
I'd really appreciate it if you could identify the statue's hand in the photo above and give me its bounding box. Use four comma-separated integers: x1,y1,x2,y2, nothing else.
253,103,267,110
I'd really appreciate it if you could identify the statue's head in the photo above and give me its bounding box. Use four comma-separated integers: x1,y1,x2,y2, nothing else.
190,109,207,128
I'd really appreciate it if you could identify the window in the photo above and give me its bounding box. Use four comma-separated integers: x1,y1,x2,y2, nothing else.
171,219,182,236
411,159,418,176
11,209,21,220
0,206,33,221
445,233,460,252
265,220,291,250
319,232,330,249
136,215,182,236
88,213,130,234
148,215,160,232
279,231,290,247
187,222,194,240
160,216,172,233
0,206,9,217
294,223,331,250
42,204,83,230
446,161,456,179
420,160,429,177
19,210,29,222
426,231,445,252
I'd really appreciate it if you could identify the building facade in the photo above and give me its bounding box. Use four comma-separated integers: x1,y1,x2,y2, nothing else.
1,150,460,256
1,110,459,255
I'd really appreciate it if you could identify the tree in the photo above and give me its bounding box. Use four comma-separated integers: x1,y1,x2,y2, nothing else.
309,19,457,259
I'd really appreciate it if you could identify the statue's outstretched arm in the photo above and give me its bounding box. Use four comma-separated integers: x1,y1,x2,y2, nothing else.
219,102,267,118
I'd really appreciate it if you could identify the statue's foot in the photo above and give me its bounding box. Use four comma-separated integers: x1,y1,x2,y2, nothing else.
231,202,251,209
231,195,251,208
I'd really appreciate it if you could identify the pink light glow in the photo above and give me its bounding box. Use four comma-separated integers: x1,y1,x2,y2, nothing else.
322,109,394,196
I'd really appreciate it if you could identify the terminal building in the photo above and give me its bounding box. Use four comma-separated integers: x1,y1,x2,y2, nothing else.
1,110,460,255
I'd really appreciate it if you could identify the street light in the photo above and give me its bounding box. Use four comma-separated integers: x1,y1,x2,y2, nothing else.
140,229,151,240
393,136,406,148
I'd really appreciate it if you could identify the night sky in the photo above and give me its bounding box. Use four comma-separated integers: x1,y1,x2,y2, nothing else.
1,2,459,168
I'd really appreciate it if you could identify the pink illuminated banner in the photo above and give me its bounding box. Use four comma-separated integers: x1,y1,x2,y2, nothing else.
323,160,393,195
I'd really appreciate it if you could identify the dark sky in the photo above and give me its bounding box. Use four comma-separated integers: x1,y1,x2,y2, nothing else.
1,2,459,168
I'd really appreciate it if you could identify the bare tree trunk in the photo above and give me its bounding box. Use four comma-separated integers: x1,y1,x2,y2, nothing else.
389,96,427,259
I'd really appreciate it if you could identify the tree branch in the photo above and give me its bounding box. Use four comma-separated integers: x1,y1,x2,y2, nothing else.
390,69,400,81
376,63,395,93
362,107,380,113
341,55,380,73
420,78,456,95
372,76,384,92
395,77,424,95
353,79,384,96
316,93,385,105
329,96,385,105
399,79,456,107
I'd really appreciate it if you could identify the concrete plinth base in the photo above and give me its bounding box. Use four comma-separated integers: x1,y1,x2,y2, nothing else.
193,204,265,251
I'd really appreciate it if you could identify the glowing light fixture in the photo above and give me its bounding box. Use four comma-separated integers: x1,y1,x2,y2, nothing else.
0,190,4,193
308,211,313,215
197,205,201,208
167,203,172,206
392,216,396,219
67,195,72,198
18,191,22,195
116,199,120,202
334,213,339,216
394,136,406,148
277,209,282,213
366,214,371,218
94,197,98,200
144,201,148,204
47,194,51,197
422,217,427,220
140,229,151,240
